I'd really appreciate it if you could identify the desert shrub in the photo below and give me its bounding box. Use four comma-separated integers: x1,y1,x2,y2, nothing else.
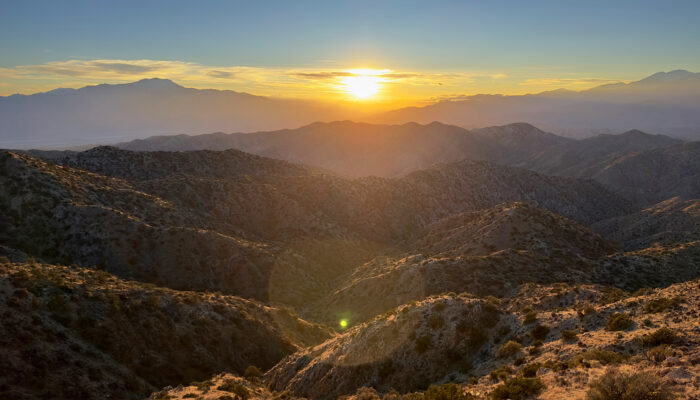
605,313,634,331
648,345,673,363
523,311,537,324
530,325,550,340
458,322,488,351
428,314,445,330
424,383,476,400
561,330,578,341
585,369,673,400
479,302,502,327
521,363,541,378
378,359,395,381
217,380,248,399
490,377,544,400
415,335,432,353
354,387,381,400
644,297,683,314
582,305,597,316
599,288,629,305
496,341,522,358
571,350,628,367
433,302,447,312
641,327,677,347
490,365,513,381
243,365,262,380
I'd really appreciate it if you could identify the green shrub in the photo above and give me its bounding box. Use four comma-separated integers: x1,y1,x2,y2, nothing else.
415,335,432,353
521,363,541,378
644,297,683,314
489,365,513,381
428,314,445,330
571,350,628,367
496,341,522,359
243,365,262,380
648,345,673,363
561,330,578,341
605,313,634,331
217,380,248,399
530,324,550,340
490,377,544,400
641,327,677,347
523,311,537,324
586,369,673,400
424,383,476,400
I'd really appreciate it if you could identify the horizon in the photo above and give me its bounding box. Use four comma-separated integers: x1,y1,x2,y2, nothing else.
3,0,700,107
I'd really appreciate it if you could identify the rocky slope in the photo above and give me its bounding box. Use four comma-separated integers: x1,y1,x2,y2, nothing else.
260,279,700,399
592,197,700,250
0,258,332,400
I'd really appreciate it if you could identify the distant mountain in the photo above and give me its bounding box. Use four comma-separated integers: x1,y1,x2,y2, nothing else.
0,78,350,148
116,121,696,206
372,70,700,139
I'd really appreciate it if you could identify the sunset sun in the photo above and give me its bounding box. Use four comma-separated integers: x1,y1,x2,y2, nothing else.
341,69,384,99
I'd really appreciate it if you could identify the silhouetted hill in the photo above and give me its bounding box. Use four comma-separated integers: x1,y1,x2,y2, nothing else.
0,78,348,148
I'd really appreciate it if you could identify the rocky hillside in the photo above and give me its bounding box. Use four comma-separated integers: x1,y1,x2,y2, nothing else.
592,142,700,206
255,279,699,400
592,197,700,250
0,258,332,400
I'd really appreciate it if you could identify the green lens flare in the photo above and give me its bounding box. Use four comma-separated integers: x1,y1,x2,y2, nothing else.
339,319,348,328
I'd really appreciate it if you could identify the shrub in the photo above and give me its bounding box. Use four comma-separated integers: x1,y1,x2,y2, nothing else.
490,377,544,400
523,311,537,324
644,297,683,314
605,313,634,331
496,341,522,359
424,383,476,400
428,315,445,330
648,345,673,363
585,369,673,400
561,330,578,341
243,365,262,380
571,350,628,367
641,327,677,347
217,380,248,399
521,363,541,378
530,325,550,340
582,305,597,316
415,335,432,353
490,365,513,381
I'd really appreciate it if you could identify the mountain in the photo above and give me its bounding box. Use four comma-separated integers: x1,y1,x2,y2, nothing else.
0,258,332,400
592,197,700,250
372,70,700,139
115,121,678,180
263,279,700,399
0,78,350,148
3,145,700,399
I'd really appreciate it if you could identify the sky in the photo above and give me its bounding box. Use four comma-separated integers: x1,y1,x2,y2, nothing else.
1,0,700,107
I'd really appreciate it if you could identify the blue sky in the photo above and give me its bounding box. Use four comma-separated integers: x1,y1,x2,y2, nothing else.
1,0,699,101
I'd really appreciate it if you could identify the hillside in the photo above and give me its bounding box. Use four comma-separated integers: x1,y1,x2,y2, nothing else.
0,79,349,148
371,70,700,139
592,197,700,250
0,258,332,400
113,121,697,209
260,279,700,399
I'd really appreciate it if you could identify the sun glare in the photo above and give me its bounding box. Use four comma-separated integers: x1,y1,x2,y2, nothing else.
341,69,386,99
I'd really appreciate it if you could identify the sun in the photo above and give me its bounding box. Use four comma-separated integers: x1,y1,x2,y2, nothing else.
341,69,385,99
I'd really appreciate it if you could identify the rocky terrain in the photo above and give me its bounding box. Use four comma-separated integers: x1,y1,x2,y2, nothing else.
0,258,332,400
2,142,700,400
114,121,700,210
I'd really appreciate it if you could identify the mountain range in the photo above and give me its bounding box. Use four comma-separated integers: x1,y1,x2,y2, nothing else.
2,139,700,399
2,70,700,148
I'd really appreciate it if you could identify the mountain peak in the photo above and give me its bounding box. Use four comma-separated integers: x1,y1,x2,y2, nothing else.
129,78,182,89
639,69,695,83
